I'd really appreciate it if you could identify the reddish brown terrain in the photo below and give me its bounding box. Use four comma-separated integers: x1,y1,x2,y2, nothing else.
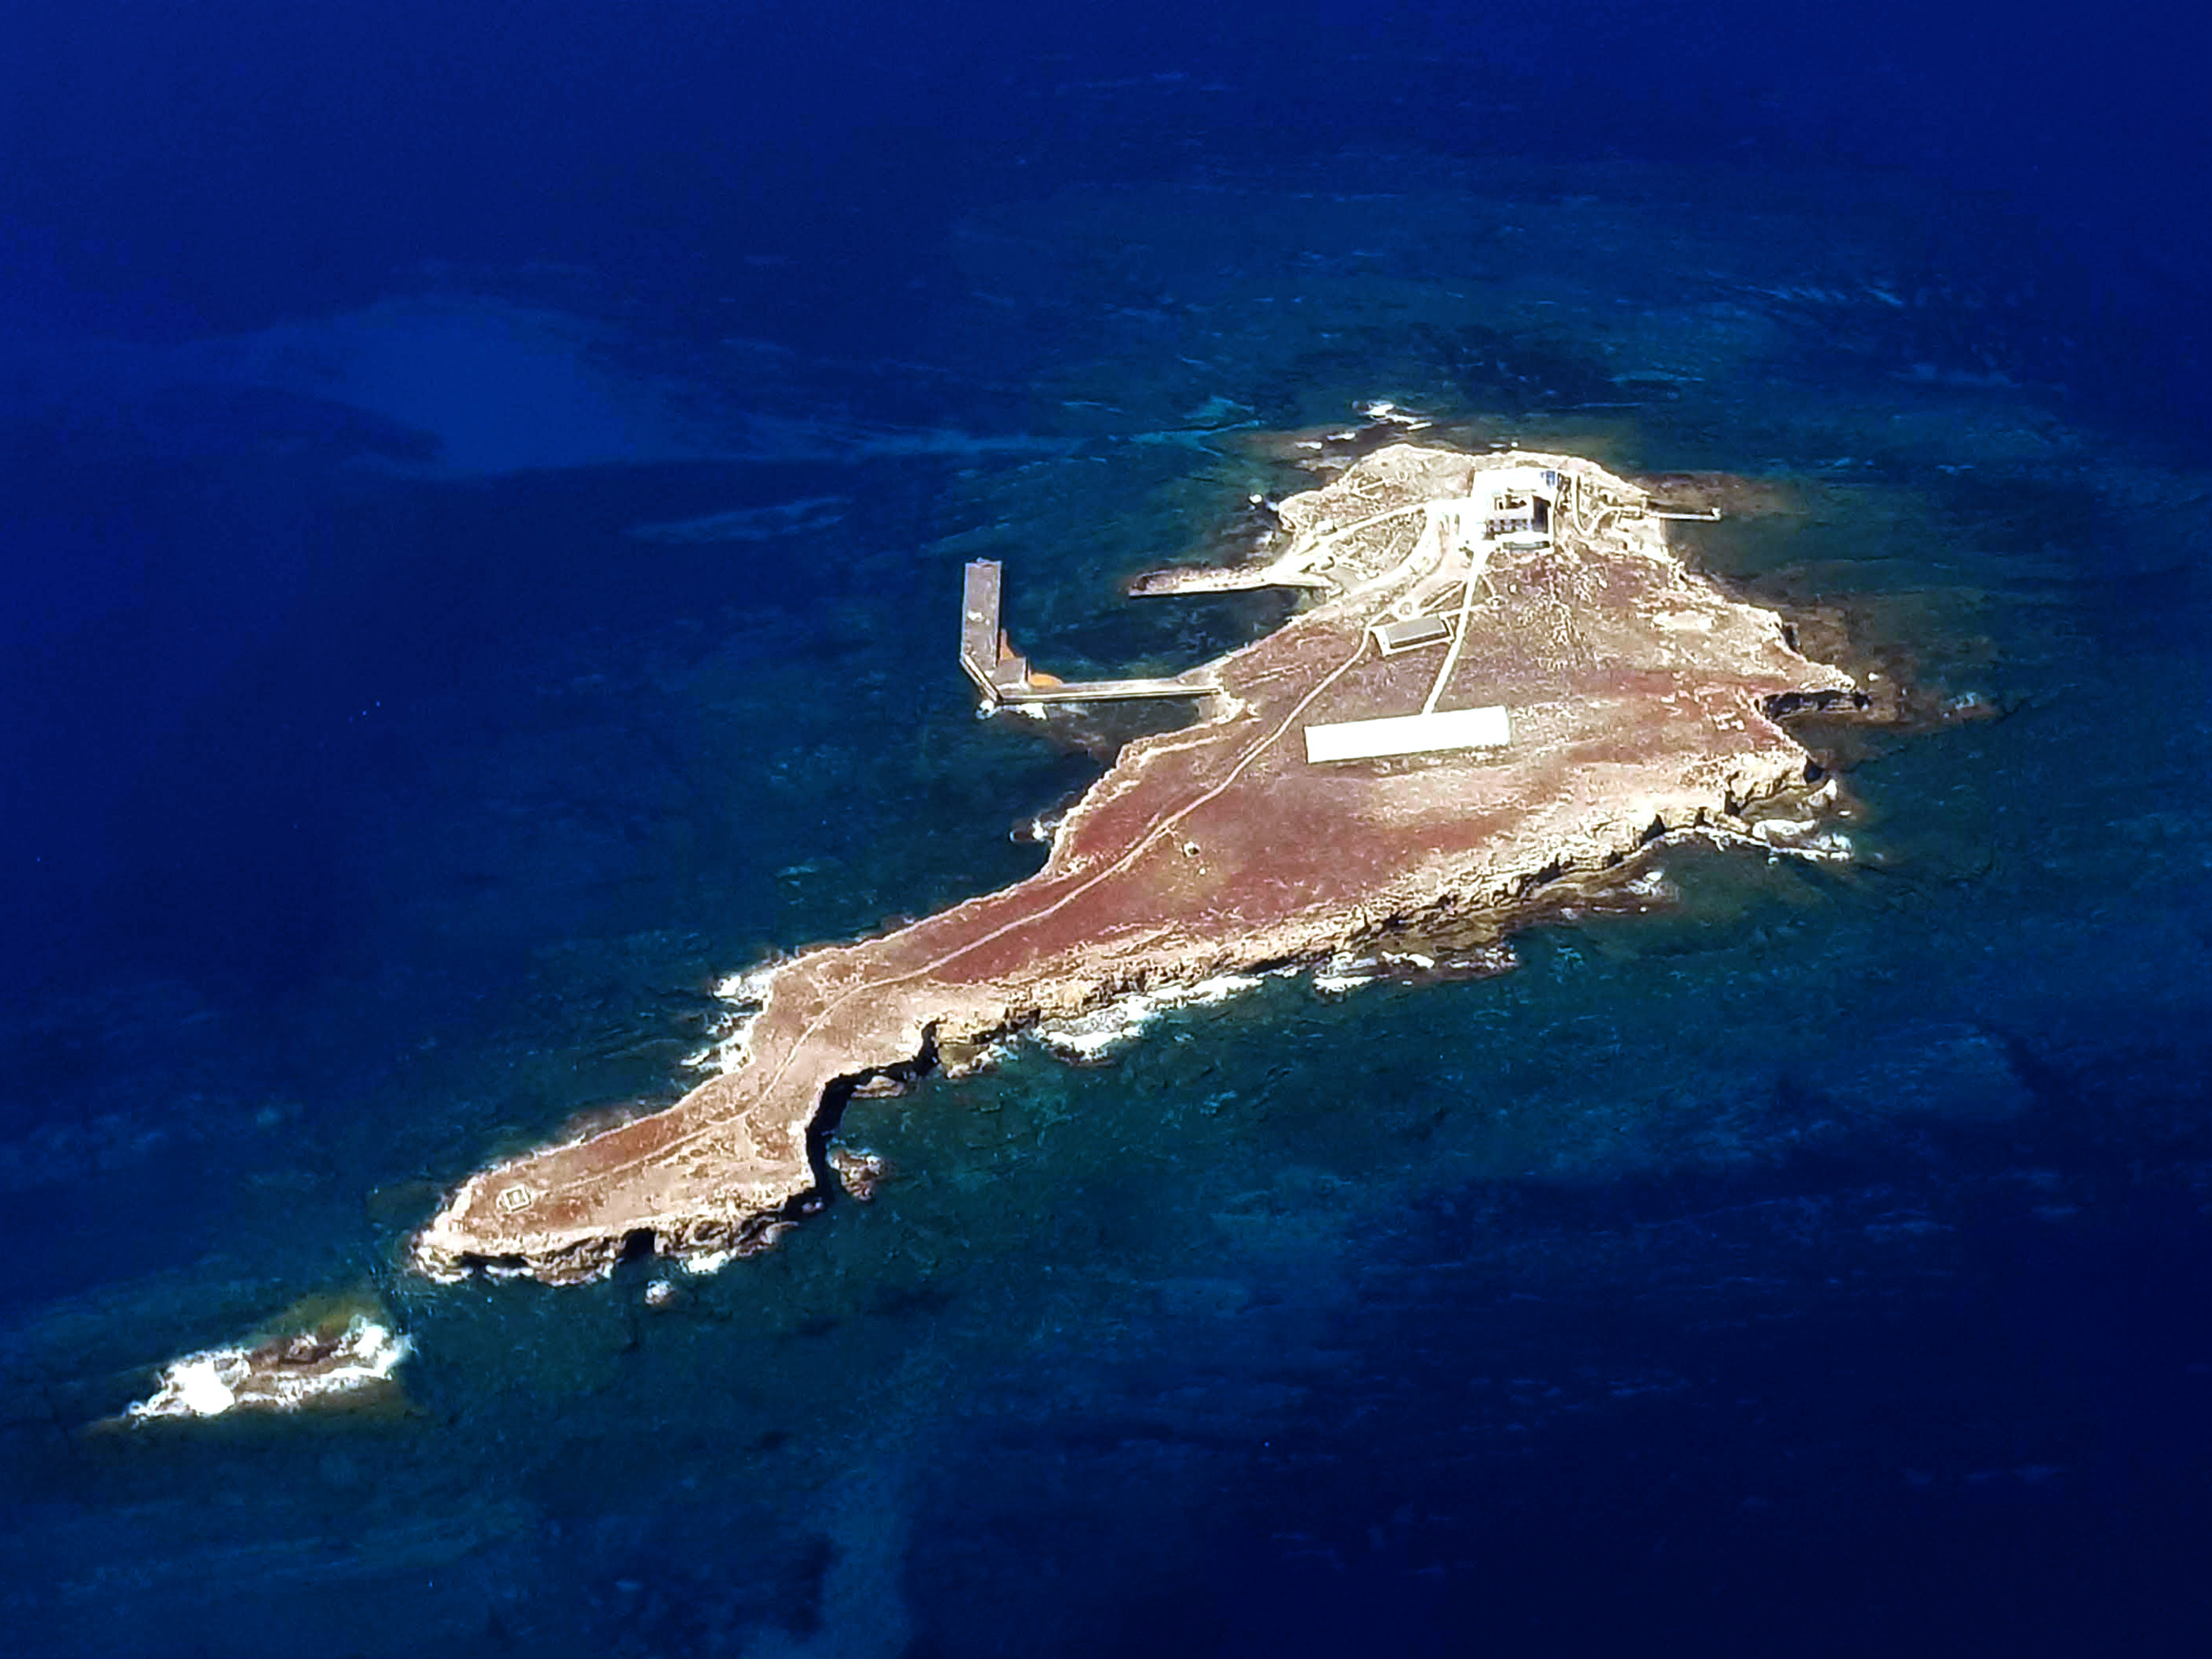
413,446,1859,1285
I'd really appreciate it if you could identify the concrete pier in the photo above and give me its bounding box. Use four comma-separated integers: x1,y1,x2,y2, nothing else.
960,560,1217,705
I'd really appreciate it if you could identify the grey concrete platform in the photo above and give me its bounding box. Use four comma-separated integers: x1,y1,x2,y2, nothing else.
960,561,1217,705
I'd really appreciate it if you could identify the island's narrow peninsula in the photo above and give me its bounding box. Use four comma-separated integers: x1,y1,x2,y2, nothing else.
414,446,1861,1285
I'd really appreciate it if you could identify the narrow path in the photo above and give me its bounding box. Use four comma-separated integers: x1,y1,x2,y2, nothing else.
558,623,1379,1196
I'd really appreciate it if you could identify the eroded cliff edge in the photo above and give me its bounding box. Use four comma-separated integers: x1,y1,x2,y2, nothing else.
413,445,1860,1285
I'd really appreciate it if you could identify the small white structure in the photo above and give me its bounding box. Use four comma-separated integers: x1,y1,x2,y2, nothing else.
1371,613,1456,656
1478,466,1559,548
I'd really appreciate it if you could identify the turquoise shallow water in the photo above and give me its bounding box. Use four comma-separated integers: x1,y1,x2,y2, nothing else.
4,156,2210,1654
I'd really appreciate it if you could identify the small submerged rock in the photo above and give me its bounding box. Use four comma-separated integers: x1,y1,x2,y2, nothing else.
118,1293,412,1424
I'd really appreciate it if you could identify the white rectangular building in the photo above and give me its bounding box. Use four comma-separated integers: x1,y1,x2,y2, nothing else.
1304,705,1512,763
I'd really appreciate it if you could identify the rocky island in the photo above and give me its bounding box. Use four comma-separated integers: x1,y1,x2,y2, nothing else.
413,445,1862,1285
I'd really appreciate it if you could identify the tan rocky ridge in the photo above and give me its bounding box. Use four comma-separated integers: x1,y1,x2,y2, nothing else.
412,445,1860,1285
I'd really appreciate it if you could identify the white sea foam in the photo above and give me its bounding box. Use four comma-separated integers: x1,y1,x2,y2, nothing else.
164,1357,239,1417
126,1315,412,1422
684,961,786,1074
711,961,784,1005
1310,953,1379,996
1749,817,1856,862
1033,972,1265,1062
1691,819,1856,866
1361,400,1432,430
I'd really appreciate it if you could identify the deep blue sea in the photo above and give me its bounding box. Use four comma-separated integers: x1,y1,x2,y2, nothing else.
6,5,2211,1654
